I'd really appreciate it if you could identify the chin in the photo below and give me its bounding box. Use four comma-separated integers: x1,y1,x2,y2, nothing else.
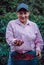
21,21,25,23
21,20,26,22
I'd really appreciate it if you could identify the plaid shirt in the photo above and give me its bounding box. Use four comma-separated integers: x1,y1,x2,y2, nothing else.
6,19,43,53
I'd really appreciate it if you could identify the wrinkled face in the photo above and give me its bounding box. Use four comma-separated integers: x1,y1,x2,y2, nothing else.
17,9,29,24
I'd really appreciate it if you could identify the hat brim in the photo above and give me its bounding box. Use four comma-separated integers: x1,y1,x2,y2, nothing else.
17,7,29,12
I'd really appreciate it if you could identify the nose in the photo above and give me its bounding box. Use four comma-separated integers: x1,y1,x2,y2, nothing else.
22,13,25,17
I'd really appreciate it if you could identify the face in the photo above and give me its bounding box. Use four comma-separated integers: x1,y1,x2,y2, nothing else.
17,9,29,24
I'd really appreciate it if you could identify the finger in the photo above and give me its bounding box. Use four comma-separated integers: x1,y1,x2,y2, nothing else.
18,40,23,46
37,53,41,59
20,41,24,45
15,40,24,46
21,41,24,43
39,53,41,59
16,40,22,46
15,40,19,45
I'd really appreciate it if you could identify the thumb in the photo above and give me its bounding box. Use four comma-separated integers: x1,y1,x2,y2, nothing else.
36,50,41,59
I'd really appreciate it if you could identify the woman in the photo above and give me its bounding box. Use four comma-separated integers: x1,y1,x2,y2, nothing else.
6,3,43,65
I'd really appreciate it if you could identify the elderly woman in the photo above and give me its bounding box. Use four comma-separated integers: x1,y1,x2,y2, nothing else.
6,3,43,65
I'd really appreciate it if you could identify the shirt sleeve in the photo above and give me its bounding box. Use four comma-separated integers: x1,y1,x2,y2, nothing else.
34,23,43,52
6,21,16,46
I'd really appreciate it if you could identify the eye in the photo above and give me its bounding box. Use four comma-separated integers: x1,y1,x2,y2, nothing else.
18,12,27,15
19,12,23,14
24,12,27,14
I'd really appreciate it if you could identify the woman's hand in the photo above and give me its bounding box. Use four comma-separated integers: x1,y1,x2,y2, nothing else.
36,50,41,59
14,40,24,46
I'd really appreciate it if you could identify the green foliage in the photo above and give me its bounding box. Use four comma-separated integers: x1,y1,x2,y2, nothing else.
0,12,17,65
0,0,44,65
4,12,17,21
0,0,44,15
0,42,9,65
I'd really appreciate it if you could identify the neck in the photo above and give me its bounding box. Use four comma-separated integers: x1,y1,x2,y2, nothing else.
21,21,27,25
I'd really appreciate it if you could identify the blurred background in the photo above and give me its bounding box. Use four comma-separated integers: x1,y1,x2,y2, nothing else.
0,0,44,65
